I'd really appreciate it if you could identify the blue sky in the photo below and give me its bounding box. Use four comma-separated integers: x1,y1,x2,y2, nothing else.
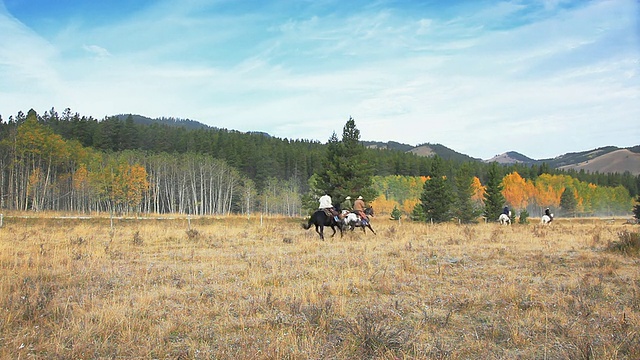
0,0,638,160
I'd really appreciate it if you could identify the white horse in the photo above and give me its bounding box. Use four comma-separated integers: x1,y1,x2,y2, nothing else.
498,213,511,225
498,211,511,225
343,212,359,226
541,214,554,224
341,209,376,234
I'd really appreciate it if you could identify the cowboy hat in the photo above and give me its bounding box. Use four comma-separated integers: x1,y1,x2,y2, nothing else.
357,196,363,200
345,196,351,200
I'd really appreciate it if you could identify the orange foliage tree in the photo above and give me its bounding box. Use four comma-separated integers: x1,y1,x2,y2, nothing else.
501,172,535,210
471,176,485,204
373,171,632,218
533,174,564,210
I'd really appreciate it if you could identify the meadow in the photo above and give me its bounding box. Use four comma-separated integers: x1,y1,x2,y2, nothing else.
0,214,638,359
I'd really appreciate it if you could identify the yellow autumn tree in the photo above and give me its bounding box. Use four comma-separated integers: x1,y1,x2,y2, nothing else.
501,172,535,210
577,183,598,214
111,163,149,211
471,176,485,203
533,174,564,209
95,159,149,214
73,165,89,191
14,112,70,211
402,198,421,215
370,193,398,215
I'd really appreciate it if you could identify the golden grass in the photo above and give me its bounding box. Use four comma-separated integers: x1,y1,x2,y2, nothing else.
1,215,639,359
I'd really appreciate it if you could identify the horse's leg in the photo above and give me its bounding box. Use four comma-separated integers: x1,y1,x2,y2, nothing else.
316,224,324,240
366,223,376,235
336,220,344,237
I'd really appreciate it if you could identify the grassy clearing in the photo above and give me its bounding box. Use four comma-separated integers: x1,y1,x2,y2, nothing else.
1,215,639,359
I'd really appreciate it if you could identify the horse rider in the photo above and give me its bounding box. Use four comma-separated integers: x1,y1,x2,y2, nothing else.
544,207,553,222
353,195,368,225
503,206,510,217
341,196,353,212
319,193,339,221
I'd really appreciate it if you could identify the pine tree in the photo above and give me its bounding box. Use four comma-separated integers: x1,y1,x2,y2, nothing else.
518,209,530,224
632,194,640,221
560,187,578,217
390,205,402,220
411,203,427,222
483,162,506,222
310,117,376,209
453,163,482,223
418,156,454,223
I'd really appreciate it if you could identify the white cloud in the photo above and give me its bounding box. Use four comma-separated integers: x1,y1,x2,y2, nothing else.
0,0,638,159
82,44,111,58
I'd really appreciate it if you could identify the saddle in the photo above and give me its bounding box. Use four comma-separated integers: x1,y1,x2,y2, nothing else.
322,208,339,218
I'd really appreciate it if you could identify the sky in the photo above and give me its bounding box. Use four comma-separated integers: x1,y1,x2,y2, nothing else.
0,0,638,160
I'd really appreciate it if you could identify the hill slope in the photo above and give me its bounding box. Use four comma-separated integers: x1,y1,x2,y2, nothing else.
542,146,621,168
364,141,479,162
112,114,639,175
485,151,536,164
116,114,211,130
558,149,640,175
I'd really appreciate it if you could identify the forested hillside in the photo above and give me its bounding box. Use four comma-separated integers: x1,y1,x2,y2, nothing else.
0,108,638,216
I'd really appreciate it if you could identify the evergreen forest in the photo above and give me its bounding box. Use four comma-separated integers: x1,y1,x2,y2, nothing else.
0,108,637,218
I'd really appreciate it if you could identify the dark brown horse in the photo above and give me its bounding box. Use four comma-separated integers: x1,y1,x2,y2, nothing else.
302,210,344,240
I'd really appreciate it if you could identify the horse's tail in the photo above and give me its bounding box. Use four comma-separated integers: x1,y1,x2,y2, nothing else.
303,211,317,230
302,220,311,230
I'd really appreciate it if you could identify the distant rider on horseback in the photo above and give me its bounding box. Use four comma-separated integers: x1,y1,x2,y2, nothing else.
341,196,353,212
319,193,339,222
353,196,368,225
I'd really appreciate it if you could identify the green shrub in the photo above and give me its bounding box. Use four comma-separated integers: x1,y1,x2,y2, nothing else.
390,206,402,221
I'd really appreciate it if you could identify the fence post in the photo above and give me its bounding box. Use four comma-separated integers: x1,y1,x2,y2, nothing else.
0,213,3,228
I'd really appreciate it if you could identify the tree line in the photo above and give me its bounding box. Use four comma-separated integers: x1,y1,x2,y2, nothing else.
0,108,638,217
371,166,633,221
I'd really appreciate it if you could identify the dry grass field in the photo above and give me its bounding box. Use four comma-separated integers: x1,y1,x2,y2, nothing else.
1,214,639,359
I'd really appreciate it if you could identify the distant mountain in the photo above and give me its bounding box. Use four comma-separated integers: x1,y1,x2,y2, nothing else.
484,146,640,175
247,131,272,138
113,114,639,175
363,141,479,162
362,141,414,152
115,114,211,130
485,151,536,164
557,149,640,175
541,146,621,168
114,115,278,138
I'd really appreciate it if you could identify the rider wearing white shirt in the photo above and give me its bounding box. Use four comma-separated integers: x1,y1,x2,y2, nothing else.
318,194,339,221
318,194,333,209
